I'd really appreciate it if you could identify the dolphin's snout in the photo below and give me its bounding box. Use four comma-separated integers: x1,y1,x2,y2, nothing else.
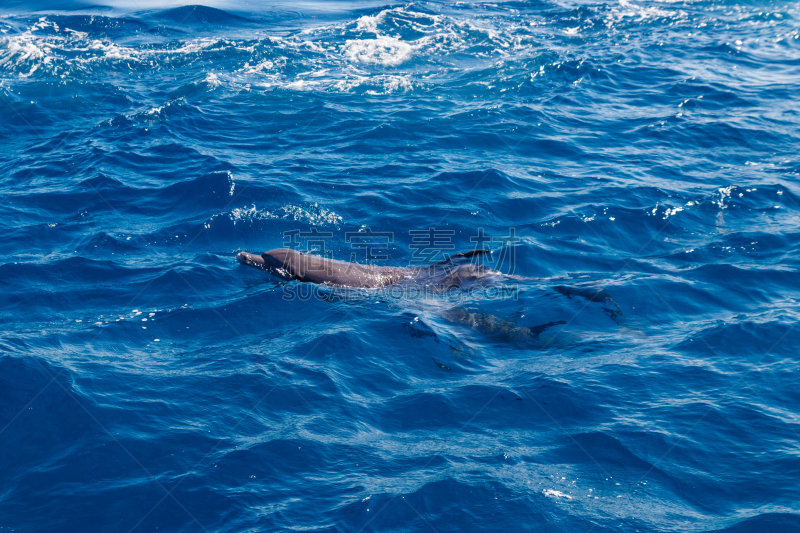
237,251,266,269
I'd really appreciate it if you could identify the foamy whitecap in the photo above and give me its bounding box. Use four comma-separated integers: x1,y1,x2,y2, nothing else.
105,97,187,126
242,60,274,73
333,74,415,94
0,7,563,92
0,32,49,76
343,36,414,66
204,72,221,88
206,203,344,229
604,0,686,28
355,7,443,36
144,97,183,117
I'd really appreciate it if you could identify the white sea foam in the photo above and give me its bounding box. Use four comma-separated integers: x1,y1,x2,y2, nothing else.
343,36,413,66
242,59,274,73
0,31,49,76
543,489,572,499
605,0,687,28
204,71,221,88
0,7,547,93
333,74,415,94
206,203,344,229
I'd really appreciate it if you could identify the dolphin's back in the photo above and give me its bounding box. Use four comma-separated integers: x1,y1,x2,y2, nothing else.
245,248,491,289
275,249,407,288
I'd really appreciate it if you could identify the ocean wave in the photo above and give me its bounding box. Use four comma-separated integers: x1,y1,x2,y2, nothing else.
0,6,563,93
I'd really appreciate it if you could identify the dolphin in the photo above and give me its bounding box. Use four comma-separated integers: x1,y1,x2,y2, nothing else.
237,248,490,289
237,247,615,347
237,247,553,343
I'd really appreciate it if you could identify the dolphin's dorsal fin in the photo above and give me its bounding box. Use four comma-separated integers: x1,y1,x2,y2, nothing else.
432,249,490,266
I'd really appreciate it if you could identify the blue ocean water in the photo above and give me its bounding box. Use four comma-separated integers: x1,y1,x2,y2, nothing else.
1,0,800,531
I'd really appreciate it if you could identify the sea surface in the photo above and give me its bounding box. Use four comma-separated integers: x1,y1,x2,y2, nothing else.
1,0,799,531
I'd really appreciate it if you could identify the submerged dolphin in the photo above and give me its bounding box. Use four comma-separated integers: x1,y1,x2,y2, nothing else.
237,247,618,346
237,248,490,289
237,247,550,342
